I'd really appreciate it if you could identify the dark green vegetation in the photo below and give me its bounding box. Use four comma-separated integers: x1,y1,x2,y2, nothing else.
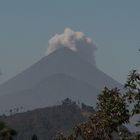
0,121,17,140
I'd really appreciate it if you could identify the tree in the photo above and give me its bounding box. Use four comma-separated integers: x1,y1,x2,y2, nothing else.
124,70,140,138
62,98,76,106
0,74,17,140
81,103,95,112
54,87,131,140
31,134,38,140
74,88,130,140
95,87,130,138
125,70,140,115
0,121,17,140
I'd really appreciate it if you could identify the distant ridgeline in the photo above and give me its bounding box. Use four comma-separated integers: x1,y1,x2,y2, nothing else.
0,98,95,140
0,98,95,117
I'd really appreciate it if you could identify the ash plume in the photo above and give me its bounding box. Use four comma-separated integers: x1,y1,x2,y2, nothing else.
46,28,97,66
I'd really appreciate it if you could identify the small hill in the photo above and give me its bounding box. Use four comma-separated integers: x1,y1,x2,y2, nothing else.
1,101,95,140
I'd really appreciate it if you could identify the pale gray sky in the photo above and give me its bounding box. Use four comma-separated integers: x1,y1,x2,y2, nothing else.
0,0,140,84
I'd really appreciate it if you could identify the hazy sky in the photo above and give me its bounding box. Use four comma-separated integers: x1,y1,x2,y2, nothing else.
0,0,140,84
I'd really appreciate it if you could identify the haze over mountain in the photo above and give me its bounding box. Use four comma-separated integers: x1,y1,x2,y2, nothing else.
0,28,122,112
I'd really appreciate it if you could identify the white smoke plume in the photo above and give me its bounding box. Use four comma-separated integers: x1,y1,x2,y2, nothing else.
46,28,97,66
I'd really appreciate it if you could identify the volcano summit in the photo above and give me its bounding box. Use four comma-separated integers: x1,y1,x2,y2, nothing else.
0,28,122,112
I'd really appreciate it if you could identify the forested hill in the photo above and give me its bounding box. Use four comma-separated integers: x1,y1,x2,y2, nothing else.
1,99,95,140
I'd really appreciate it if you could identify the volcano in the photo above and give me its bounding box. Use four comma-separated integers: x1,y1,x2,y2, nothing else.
0,47,122,112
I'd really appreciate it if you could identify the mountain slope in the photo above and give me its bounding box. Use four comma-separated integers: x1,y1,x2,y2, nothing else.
0,47,122,112
0,48,121,95
0,74,99,111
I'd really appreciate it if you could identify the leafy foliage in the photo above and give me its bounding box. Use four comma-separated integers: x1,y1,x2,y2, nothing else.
0,121,17,140
54,87,131,140
97,87,130,128
125,70,140,115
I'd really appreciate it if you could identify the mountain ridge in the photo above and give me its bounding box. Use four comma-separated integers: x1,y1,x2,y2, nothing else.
0,47,122,112
1,103,89,140
0,48,121,94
